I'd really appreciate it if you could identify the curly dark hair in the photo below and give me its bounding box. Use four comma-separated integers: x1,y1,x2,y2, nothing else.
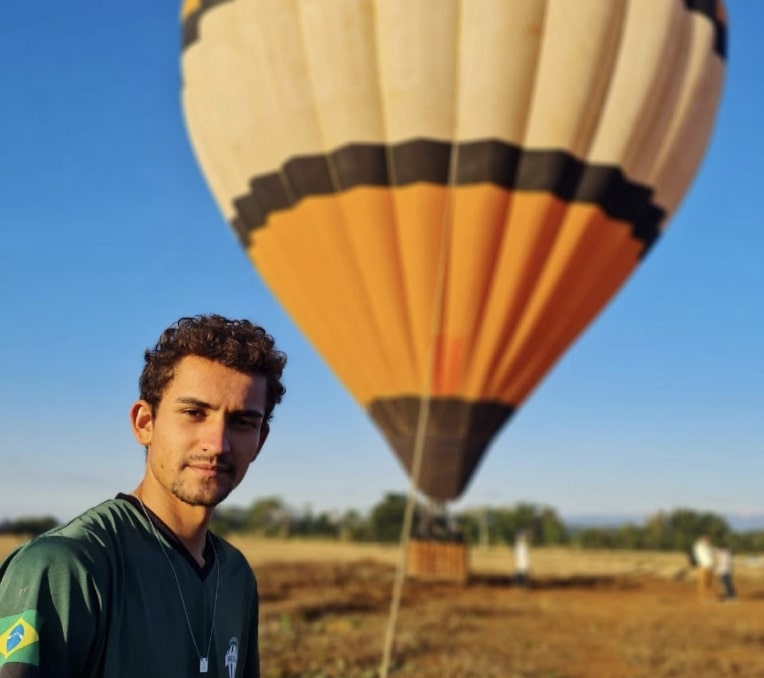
139,315,286,421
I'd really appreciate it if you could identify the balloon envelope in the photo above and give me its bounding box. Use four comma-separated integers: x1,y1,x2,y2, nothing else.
180,0,727,500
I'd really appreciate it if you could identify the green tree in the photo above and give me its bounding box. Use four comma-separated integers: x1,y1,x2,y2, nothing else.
209,505,248,535
650,508,731,552
644,511,669,550
538,506,568,545
369,493,414,542
572,527,618,549
338,509,371,541
0,516,59,537
616,523,646,550
290,509,340,538
731,530,764,553
481,502,566,546
458,509,490,546
244,496,290,537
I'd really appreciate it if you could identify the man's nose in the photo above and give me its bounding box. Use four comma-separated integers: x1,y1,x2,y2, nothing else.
201,418,231,453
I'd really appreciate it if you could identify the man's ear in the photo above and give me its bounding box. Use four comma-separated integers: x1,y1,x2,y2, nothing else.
250,422,270,463
130,401,154,447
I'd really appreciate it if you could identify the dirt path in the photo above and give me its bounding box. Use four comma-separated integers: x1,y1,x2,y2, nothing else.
254,554,764,678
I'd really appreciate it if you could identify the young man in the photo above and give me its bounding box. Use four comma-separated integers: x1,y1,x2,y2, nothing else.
0,315,286,677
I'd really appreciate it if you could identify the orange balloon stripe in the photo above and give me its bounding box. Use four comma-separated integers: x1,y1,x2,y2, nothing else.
249,185,642,414
489,203,641,402
436,186,511,394
438,192,642,404
251,196,394,398
450,192,570,399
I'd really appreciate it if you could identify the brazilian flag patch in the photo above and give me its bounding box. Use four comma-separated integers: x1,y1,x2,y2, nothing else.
0,611,40,667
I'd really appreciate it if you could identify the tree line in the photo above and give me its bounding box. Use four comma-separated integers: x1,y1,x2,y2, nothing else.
206,494,764,554
3,496,764,554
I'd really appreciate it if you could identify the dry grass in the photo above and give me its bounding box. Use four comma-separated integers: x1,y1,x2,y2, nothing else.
225,535,764,583
238,539,764,677
4,534,764,676
0,535,25,559
4,533,763,583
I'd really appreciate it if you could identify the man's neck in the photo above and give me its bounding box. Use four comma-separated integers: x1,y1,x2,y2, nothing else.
132,484,212,567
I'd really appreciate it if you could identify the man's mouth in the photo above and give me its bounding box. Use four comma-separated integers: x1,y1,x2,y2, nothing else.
187,462,232,476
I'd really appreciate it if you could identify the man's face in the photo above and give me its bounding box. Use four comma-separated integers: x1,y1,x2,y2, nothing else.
131,355,269,508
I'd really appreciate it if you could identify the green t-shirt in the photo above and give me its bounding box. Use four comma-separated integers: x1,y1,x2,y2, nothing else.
0,496,259,677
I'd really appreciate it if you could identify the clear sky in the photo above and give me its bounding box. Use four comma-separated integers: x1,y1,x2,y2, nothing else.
1,2,761,525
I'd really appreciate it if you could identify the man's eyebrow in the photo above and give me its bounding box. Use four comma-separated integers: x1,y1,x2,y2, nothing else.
175,397,264,419
175,397,213,409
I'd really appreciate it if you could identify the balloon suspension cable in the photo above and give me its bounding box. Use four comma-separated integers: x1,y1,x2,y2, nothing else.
379,145,460,677
379,397,432,678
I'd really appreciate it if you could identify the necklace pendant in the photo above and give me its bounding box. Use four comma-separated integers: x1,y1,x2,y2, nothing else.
199,657,209,673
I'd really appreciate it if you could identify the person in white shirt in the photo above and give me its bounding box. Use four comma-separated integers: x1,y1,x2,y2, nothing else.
514,530,531,589
692,535,715,599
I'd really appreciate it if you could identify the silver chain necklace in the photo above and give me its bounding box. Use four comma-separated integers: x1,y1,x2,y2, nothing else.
135,496,220,673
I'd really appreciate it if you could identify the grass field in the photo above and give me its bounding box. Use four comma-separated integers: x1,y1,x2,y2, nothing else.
5,533,763,582
225,534,764,581
3,534,764,676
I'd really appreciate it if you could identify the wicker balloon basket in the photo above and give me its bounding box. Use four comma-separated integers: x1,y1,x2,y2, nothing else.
407,539,469,583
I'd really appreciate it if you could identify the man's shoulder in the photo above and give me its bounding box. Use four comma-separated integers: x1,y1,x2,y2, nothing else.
60,496,138,531
46,498,139,544
213,533,248,561
2,498,139,571
212,535,257,577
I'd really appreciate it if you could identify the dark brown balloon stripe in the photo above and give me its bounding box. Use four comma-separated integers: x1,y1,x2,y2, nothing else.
230,141,665,256
182,0,727,59
368,397,515,501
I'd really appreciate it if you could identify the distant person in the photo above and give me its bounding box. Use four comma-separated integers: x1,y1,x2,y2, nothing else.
0,314,287,677
514,530,531,589
692,534,716,599
716,541,737,600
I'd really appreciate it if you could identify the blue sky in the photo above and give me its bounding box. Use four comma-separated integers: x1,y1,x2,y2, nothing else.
1,2,761,525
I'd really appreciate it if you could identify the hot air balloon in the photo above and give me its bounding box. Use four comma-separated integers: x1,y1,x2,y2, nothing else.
179,0,726,502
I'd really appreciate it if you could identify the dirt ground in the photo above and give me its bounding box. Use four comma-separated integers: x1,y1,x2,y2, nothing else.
236,538,764,678
3,536,764,677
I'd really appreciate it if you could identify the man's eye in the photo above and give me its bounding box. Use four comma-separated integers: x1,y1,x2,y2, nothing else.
183,409,205,418
231,417,258,430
